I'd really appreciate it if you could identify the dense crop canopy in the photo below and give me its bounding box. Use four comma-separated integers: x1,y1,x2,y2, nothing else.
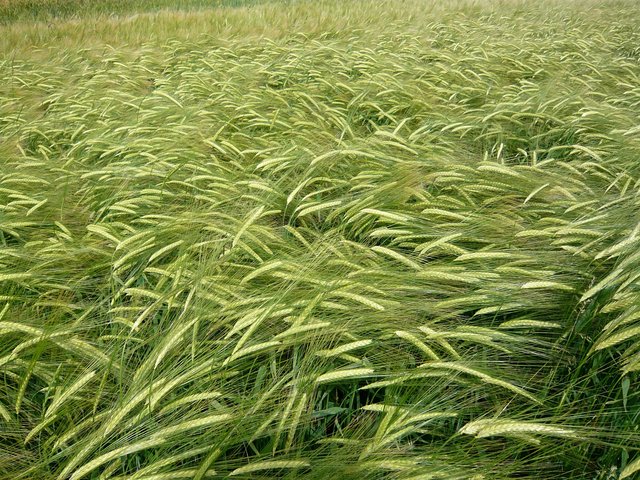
0,1,639,478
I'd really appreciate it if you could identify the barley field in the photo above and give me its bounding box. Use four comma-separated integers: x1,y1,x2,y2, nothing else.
1,0,639,478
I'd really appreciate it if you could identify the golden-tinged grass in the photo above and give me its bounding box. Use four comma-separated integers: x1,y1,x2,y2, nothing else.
1,0,639,479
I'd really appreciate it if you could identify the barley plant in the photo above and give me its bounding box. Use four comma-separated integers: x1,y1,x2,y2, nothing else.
0,0,639,478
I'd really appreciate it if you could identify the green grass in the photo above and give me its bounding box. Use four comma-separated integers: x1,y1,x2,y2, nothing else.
0,0,270,24
1,0,639,479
